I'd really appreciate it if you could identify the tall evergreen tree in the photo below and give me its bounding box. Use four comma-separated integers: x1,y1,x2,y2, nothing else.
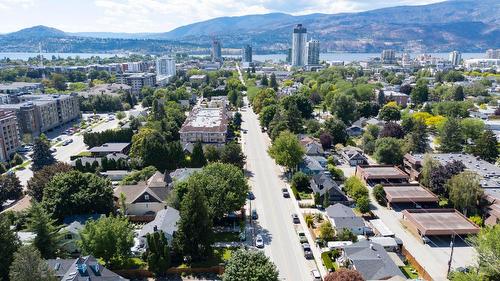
404,119,429,153
9,245,57,281
269,73,278,91
261,74,269,87
473,130,499,163
27,203,64,259
0,172,22,206
146,231,171,277
439,117,464,152
0,215,20,281
190,142,207,168
32,137,56,171
173,183,213,261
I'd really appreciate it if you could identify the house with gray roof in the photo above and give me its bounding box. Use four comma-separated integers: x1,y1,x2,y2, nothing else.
47,255,127,281
338,241,405,280
139,207,180,246
340,146,368,166
326,203,367,235
166,168,202,187
299,155,326,175
89,143,131,157
310,172,350,205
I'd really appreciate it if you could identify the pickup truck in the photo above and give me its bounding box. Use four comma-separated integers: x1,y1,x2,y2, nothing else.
298,231,307,243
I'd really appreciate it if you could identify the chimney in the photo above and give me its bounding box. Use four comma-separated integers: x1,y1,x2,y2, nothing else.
369,243,374,250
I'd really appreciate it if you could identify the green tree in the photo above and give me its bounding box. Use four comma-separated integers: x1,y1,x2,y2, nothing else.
268,131,305,171
373,184,386,205
468,225,500,279
223,249,279,281
146,231,171,277
439,117,464,153
42,170,114,221
184,163,249,218
356,196,370,213
115,111,126,120
324,117,348,145
379,105,401,121
261,74,269,86
446,171,483,217
291,171,310,191
343,176,368,200
331,93,357,125
411,80,429,104
32,137,56,171
0,215,20,281
259,105,277,128
320,221,335,241
190,142,207,168
449,271,483,281
27,162,72,202
453,85,465,101
0,173,23,206
173,183,213,261
12,153,23,166
9,245,57,281
374,137,404,164
473,130,499,163
0,163,6,174
204,145,220,162
404,118,429,153
420,154,439,188
51,73,67,91
27,203,64,259
461,118,485,141
78,215,134,268
269,73,278,90
220,142,246,169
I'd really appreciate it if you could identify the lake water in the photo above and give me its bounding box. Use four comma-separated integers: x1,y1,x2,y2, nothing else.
0,52,486,62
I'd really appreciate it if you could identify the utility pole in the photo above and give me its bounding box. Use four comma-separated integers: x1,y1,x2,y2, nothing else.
447,234,456,276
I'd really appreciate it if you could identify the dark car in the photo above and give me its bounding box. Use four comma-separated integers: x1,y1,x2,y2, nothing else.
302,243,313,259
247,191,255,200
292,213,300,224
281,188,290,198
251,209,258,220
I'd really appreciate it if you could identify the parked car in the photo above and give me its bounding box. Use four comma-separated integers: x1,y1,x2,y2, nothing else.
302,243,313,259
298,232,307,243
282,188,290,198
251,209,258,220
62,139,73,146
292,213,300,224
256,234,264,248
311,269,321,281
247,191,255,200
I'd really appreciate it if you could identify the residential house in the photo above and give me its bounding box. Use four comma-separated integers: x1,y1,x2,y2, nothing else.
347,125,364,137
165,168,202,187
310,172,350,205
47,255,128,281
138,207,180,246
89,142,131,157
338,241,405,280
340,146,368,166
299,135,324,156
299,155,325,175
61,214,103,254
326,203,367,235
113,171,171,216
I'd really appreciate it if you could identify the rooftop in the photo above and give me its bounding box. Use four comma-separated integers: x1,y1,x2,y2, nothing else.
383,184,439,203
179,107,228,133
402,209,480,236
139,207,180,238
357,165,409,180
89,143,130,154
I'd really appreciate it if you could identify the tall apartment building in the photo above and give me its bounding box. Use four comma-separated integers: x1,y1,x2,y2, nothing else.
156,56,176,77
307,39,320,65
118,73,157,95
449,50,462,66
242,45,252,63
0,94,80,136
0,110,21,162
0,82,44,95
381,50,396,64
486,49,500,59
292,24,307,67
211,39,222,62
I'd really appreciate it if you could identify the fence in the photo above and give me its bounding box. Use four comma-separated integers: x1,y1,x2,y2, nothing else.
402,245,433,281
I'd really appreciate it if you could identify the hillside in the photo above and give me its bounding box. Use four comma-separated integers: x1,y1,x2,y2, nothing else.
0,0,498,53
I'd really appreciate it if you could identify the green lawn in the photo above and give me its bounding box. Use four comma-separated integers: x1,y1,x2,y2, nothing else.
298,191,312,200
400,265,418,279
189,248,234,268
321,251,340,271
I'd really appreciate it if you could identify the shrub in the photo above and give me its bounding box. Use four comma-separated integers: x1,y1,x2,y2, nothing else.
373,184,386,205
344,176,368,200
356,196,370,213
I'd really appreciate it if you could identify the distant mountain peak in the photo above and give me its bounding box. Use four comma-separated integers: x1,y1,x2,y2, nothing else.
7,25,67,38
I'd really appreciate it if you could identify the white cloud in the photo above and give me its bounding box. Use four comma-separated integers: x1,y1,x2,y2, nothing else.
0,0,35,10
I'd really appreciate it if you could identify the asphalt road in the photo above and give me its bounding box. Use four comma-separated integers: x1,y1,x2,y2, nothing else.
241,103,317,281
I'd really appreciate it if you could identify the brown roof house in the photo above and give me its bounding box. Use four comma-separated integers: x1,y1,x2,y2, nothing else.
113,171,171,216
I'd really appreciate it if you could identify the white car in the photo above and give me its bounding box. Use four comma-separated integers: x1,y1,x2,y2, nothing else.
311,269,321,281
255,234,264,248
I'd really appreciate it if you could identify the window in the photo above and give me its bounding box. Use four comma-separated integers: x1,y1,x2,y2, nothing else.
144,194,150,201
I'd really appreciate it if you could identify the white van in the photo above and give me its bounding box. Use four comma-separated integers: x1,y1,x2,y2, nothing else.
311,269,321,281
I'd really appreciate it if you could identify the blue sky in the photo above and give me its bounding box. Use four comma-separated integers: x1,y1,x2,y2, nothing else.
0,0,444,33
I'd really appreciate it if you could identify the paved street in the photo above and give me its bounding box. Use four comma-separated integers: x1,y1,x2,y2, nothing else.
241,103,317,281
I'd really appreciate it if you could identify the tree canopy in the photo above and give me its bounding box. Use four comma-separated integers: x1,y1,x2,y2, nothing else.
268,131,305,171
223,249,279,281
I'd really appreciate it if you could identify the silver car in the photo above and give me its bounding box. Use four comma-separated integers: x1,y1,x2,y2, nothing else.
256,234,264,248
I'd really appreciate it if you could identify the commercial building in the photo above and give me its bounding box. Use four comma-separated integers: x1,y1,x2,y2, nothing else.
307,39,320,65
355,165,409,185
117,73,156,95
401,209,480,237
291,24,307,67
381,49,396,64
156,56,176,77
242,44,252,63
383,184,439,205
486,49,500,59
377,90,409,107
0,94,80,136
0,110,21,162
179,106,228,147
449,50,461,66
211,39,222,62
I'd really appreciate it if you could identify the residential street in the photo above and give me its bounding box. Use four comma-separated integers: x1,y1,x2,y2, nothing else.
241,102,318,281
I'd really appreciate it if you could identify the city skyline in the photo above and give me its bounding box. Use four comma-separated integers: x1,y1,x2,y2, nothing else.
0,0,444,33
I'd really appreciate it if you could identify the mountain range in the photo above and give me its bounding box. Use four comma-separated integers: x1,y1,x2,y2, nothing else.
0,0,498,54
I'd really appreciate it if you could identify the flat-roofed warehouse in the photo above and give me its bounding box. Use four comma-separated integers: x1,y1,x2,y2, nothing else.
384,184,439,204
401,209,480,236
355,165,409,185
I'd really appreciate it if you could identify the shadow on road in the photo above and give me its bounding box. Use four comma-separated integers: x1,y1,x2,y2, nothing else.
252,221,273,246
427,235,471,248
